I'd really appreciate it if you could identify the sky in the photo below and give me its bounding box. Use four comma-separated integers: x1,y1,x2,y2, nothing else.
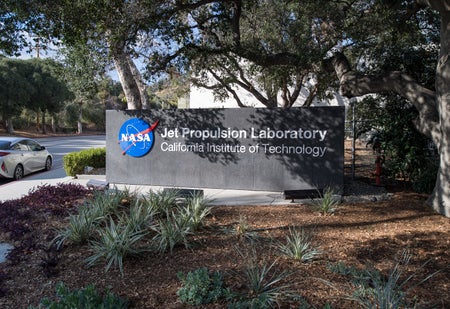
15,37,121,81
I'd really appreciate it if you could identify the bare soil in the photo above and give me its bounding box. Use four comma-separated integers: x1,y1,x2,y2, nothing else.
0,135,449,308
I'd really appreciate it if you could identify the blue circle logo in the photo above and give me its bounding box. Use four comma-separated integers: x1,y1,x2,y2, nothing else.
118,118,159,157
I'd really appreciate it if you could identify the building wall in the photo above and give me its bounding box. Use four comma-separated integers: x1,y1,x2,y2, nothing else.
189,82,349,108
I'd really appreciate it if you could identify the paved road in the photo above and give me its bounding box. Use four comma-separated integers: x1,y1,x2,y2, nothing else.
35,135,106,173
0,135,105,201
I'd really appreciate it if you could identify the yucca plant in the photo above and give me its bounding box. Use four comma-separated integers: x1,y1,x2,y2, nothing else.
85,218,148,274
143,189,179,215
233,214,258,241
112,186,139,206
119,200,157,234
341,250,443,309
237,261,292,308
54,205,98,249
277,226,322,262
87,190,123,220
311,187,340,215
152,210,192,254
179,193,212,231
230,247,292,308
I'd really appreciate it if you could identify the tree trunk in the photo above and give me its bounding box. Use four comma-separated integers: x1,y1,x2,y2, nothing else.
77,102,83,134
6,117,14,134
36,109,41,132
51,115,56,133
128,57,150,109
427,8,450,216
112,48,142,110
326,4,450,217
42,110,47,134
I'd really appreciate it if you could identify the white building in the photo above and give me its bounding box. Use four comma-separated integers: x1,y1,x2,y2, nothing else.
188,72,350,108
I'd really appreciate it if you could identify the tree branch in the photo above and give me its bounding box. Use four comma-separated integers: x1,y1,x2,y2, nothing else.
207,69,246,107
417,0,450,12
325,52,441,146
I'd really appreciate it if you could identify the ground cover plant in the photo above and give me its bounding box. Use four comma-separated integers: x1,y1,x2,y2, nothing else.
1,180,449,308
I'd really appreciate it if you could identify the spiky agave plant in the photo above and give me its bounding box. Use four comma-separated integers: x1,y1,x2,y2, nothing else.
311,187,340,215
349,250,443,309
85,218,148,274
277,226,322,262
143,189,179,215
54,204,99,249
151,210,192,254
179,193,212,231
118,199,157,234
231,247,293,308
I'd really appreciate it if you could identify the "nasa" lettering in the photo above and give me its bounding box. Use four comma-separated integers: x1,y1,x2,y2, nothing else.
120,133,152,142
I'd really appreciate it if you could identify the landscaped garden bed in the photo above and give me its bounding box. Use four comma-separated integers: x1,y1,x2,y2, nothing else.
0,181,449,308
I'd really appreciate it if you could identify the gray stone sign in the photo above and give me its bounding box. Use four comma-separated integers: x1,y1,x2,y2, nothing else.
106,107,344,192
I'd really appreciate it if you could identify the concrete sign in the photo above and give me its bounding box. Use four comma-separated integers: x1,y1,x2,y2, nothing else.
106,107,344,192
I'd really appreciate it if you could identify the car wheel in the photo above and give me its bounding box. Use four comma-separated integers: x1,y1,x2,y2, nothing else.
45,156,52,171
13,164,24,180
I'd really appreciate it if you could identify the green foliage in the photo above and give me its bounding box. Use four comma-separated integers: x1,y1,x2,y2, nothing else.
54,205,98,249
277,226,322,262
56,188,136,247
356,96,438,193
55,188,212,273
0,58,33,123
177,267,229,305
230,248,293,308
311,187,340,215
179,193,212,231
143,189,179,215
29,282,128,309
82,101,106,129
152,210,192,254
150,192,212,253
329,250,443,309
118,200,156,234
411,160,439,193
85,218,148,274
88,187,137,219
63,147,106,176
232,214,258,241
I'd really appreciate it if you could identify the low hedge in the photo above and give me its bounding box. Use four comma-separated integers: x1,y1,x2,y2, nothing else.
63,147,106,176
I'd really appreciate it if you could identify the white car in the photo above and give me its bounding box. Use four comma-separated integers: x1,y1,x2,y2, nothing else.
0,137,53,180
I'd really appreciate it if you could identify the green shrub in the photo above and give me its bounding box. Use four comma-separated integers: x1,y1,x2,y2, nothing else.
29,282,128,308
63,147,106,176
232,214,259,240
143,189,179,215
354,95,438,191
152,210,192,254
87,188,128,219
329,250,442,309
311,187,340,215
54,205,99,249
277,226,322,262
119,200,157,234
177,267,229,305
85,218,148,274
178,193,212,231
411,160,438,193
56,189,208,274
230,248,293,308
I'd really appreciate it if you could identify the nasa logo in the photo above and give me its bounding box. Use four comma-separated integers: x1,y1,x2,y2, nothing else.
118,118,159,157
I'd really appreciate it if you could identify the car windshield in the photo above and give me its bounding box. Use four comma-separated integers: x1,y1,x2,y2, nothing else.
0,141,11,150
